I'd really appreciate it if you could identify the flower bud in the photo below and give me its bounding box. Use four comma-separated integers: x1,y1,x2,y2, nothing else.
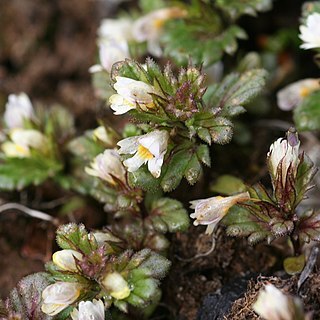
71,299,105,320
4,93,35,129
190,192,250,234
52,249,83,272
253,284,305,320
41,282,82,316
101,272,131,300
267,129,300,187
85,149,127,186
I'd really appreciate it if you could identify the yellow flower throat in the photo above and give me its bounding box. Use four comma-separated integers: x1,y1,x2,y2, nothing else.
137,145,154,160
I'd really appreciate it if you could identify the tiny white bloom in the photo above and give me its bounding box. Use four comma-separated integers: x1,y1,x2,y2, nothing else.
98,18,133,42
190,192,250,235
2,129,48,158
117,130,169,178
253,284,294,320
277,78,320,111
4,93,35,129
41,282,82,316
109,76,157,115
101,272,131,300
71,299,105,320
52,250,83,272
85,149,127,185
132,7,186,57
299,12,320,50
89,39,129,73
267,132,300,186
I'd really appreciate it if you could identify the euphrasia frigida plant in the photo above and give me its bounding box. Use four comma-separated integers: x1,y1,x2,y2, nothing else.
0,93,76,191
103,58,267,193
44,224,170,318
190,128,319,265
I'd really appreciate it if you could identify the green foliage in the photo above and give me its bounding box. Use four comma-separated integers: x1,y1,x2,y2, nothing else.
56,223,98,255
0,156,62,190
215,0,272,19
210,175,246,195
147,198,190,233
283,255,305,275
293,91,320,131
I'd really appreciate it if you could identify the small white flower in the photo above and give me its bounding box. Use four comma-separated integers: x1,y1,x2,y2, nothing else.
253,284,294,320
85,149,127,185
109,76,157,115
89,39,129,73
2,129,48,158
277,79,320,111
52,250,83,272
98,18,133,42
132,7,186,57
267,132,300,186
299,12,320,50
190,192,250,235
71,299,105,320
41,282,82,316
4,93,35,129
117,130,169,178
101,272,131,300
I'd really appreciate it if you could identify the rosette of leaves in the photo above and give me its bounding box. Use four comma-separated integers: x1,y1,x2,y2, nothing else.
222,134,318,249
162,0,272,66
0,105,75,191
45,223,171,318
111,58,267,192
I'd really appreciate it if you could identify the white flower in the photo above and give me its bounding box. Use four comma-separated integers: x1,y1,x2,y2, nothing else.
89,39,129,73
52,250,83,272
117,130,169,178
253,284,294,320
71,299,105,320
132,7,186,57
299,12,320,50
41,282,82,316
277,79,320,111
190,192,250,235
98,18,133,42
85,149,127,185
267,131,300,186
101,272,130,300
4,93,35,129
92,231,122,246
2,129,48,158
109,76,157,115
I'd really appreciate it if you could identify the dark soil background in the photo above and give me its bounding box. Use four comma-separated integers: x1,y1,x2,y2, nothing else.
0,0,319,319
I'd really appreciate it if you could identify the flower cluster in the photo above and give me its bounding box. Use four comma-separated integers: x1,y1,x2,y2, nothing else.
40,224,171,318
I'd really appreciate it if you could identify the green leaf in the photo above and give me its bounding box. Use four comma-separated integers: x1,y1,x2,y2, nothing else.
196,144,211,167
8,273,52,320
160,149,193,192
149,198,190,233
128,166,161,192
139,0,165,12
216,0,272,19
56,223,98,255
0,157,62,191
284,255,305,275
209,69,268,116
208,117,234,144
294,91,320,131
67,132,105,161
210,175,246,195
295,209,320,243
